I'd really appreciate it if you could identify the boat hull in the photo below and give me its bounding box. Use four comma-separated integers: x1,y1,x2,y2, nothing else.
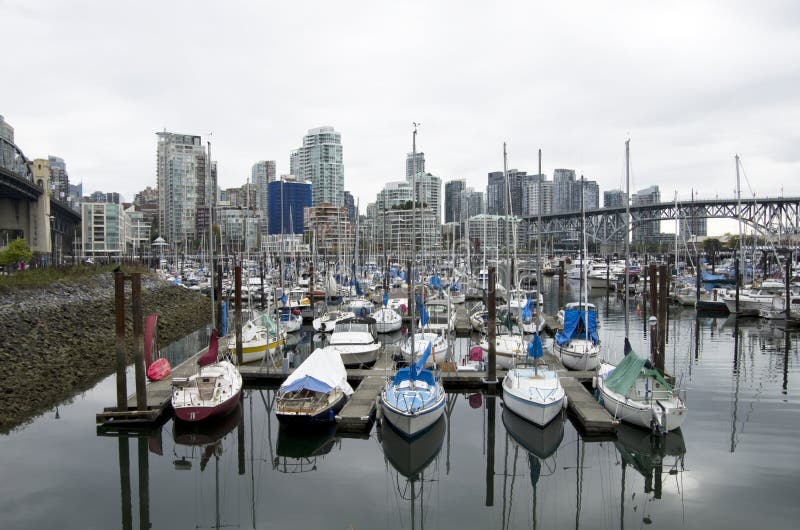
554,340,600,371
503,384,564,427
173,387,241,423
380,394,446,438
276,392,348,427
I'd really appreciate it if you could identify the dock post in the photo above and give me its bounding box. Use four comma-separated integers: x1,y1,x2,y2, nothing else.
648,263,658,325
734,257,740,314
131,273,147,411
695,253,702,302
137,436,151,530
114,271,127,411
786,251,792,321
657,264,669,373
485,266,497,385
235,265,243,365
484,394,496,507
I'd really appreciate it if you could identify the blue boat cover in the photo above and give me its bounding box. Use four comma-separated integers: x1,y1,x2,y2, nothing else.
383,292,389,307
555,309,599,346
521,295,533,322
527,334,543,359
280,375,333,394
416,295,429,327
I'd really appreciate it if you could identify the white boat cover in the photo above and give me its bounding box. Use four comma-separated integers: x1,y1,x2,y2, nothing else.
280,346,354,396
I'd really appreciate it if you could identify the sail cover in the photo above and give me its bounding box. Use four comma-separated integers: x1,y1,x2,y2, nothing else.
280,347,354,395
555,309,599,346
604,349,672,396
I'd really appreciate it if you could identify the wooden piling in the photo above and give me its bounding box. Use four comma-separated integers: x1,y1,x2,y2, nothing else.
235,265,243,365
131,273,147,411
648,263,658,321
114,272,127,411
486,266,497,385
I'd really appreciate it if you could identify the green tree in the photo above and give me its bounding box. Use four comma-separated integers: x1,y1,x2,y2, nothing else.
0,238,33,266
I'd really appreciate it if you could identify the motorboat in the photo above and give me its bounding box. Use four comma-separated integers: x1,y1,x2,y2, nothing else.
276,346,354,426
172,330,243,423
312,309,356,333
327,316,382,368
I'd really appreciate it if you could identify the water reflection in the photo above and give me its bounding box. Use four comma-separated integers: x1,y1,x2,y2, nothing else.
274,424,339,473
379,417,446,530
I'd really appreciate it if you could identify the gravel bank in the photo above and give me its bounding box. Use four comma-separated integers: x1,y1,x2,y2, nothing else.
0,273,210,433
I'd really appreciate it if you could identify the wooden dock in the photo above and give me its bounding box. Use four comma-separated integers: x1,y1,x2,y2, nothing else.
336,375,385,432
559,376,616,435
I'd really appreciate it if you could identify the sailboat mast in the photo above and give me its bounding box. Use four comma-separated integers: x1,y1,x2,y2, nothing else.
410,123,418,369
624,140,630,339
503,142,510,280
537,148,543,296
207,139,215,329
735,154,744,283
580,175,588,339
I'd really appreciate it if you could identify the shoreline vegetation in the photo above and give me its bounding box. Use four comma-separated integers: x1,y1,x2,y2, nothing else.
0,266,211,433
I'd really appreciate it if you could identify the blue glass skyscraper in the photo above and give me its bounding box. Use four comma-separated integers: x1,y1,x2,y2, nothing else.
268,179,312,235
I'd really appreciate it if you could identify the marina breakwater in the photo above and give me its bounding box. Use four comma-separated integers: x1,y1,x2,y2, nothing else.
0,273,210,432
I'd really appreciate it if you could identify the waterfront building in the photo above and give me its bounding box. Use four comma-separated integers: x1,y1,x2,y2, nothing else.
377,181,414,210
304,203,354,255
406,152,425,178
290,126,344,206
156,131,215,247
217,207,260,253
125,205,151,259
251,160,276,213
267,177,312,235
383,206,441,258
81,201,131,258
465,214,521,255
444,179,466,223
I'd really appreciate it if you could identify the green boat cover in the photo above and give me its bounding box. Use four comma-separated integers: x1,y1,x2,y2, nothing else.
604,349,672,396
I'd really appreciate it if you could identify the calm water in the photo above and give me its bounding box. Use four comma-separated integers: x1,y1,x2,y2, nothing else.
1,276,799,529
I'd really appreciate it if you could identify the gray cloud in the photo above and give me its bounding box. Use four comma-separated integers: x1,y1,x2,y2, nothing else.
2,0,798,216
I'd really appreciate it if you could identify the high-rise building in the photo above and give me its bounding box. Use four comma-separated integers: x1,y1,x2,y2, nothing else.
343,190,356,223
521,175,552,217
156,132,214,245
48,156,69,201
409,172,442,224
251,160,276,213
406,152,425,178
377,181,414,210
582,180,600,210
604,189,626,208
486,171,506,215
81,202,130,258
304,204,355,255
290,126,344,206
552,169,576,213
444,179,466,223
0,114,13,143
268,177,312,235
632,185,661,242
460,188,484,220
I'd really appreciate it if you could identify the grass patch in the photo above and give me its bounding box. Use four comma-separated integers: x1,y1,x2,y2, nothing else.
0,263,152,291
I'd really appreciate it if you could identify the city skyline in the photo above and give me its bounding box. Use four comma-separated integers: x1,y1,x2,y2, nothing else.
3,1,798,232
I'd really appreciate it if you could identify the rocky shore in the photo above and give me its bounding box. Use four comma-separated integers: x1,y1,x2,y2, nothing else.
0,273,210,432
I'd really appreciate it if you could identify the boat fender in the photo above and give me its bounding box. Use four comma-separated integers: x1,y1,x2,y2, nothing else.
592,376,597,389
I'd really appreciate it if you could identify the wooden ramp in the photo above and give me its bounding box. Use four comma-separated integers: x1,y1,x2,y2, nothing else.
336,375,385,433
559,376,616,435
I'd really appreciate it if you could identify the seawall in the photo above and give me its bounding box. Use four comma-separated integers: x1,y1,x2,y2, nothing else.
0,273,210,432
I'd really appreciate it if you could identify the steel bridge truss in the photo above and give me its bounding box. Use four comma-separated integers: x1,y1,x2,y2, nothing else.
523,196,800,244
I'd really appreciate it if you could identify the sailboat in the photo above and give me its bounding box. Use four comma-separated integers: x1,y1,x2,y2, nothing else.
380,123,447,438
171,329,243,422
373,292,403,333
502,333,566,426
553,176,601,371
596,140,688,434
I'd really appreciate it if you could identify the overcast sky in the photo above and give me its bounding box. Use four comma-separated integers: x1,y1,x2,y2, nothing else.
3,0,799,233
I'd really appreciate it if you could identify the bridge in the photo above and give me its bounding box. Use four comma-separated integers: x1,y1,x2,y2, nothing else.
0,136,80,264
522,196,800,245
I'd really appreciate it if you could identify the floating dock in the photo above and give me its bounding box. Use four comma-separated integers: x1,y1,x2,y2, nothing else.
335,375,385,432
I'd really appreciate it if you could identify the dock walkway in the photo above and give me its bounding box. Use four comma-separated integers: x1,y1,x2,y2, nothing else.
336,375,385,432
